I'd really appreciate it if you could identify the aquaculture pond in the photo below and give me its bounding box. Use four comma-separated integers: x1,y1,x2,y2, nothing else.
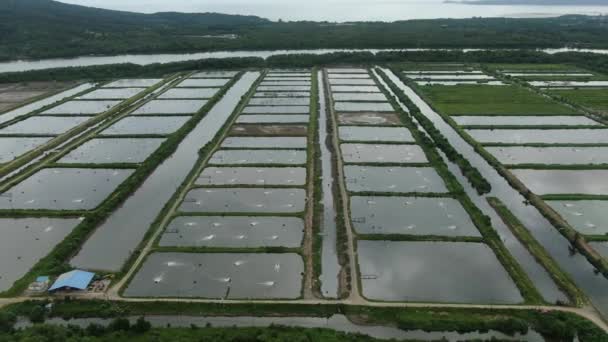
209,149,307,165
177,78,230,87
0,218,80,291
159,216,304,248
486,146,608,165
0,168,133,210
339,126,414,143
338,112,402,126
158,88,220,99
0,116,90,135
254,91,310,98
512,169,608,195
453,115,600,126
330,86,381,93
196,167,306,186
547,200,608,235
329,79,376,85
131,99,207,115
236,115,310,124
222,137,307,149
58,138,165,164
103,79,162,88
192,71,238,78
591,242,608,259
328,74,372,79
257,86,311,92
101,116,189,135
341,143,427,164
408,75,495,80
71,72,260,272
333,93,387,102
242,106,309,114
260,81,311,86
124,252,304,299
467,129,608,144
327,68,367,73
335,102,394,112
230,124,307,137
343,166,448,193
0,137,51,163
248,97,310,106
179,188,306,214
418,81,505,86
41,100,121,115
350,196,480,237
357,241,523,304
78,88,145,100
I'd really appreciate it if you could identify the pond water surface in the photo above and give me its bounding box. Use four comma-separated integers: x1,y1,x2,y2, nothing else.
237,115,310,124
41,100,121,115
101,116,190,135
158,88,220,99
467,129,608,144
196,167,306,186
103,79,163,88
512,169,608,195
222,137,307,149
547,200,608,235
339,126,414,142
209,149,307,165
344,166,447,193
58,138,165,164
486,146,608,165
0,137,51,163
132,99,207,115
180,188,306,213
341,143,427,164
454,115,600,126
0,116,90,135
78,88,145,100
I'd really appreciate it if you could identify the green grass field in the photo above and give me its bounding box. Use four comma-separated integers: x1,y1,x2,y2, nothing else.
420,85,581,115
550,88,608,113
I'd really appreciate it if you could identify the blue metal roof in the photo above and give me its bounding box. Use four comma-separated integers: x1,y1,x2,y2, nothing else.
49,270,95,292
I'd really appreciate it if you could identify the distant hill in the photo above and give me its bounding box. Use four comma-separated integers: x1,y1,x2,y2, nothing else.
2,0,608,61
447,0,608,4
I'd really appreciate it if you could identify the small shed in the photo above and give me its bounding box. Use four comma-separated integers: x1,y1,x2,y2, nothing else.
48,270,95,292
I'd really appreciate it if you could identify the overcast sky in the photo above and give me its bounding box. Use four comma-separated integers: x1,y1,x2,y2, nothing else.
57,0,608,21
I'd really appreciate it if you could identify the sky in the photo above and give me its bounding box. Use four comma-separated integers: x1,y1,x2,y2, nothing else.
57,0,608,21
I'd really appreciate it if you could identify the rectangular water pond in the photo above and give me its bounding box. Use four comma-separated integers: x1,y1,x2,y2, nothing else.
41,100,121,115
264,77,310,82
0,137,51,163
547,200,608,235
254,91,310,98
0,168,134,210
160,216,304,248
357,241,523,304
132,100,207,115
0,116,90,135
327,68,368,73
101,116,189,135
338,113,401,126
158,88,220,99
341,143,427,164
177,79,230,87
333,93,386,102
344,166,447,193
331,85,381,93
237,115,310,124
350,196,480,237
591,242,608,259
335,102,393,112
408,75,494,80
104,79,162,88
486,146,608,165
257,86,311,92
339,126,414,143
248,98,310,106
192,71,238,78
512,169,608,195
180,188,306,213
243,106,309,114
328,74,371,79
58,138,165,164
78,88,144,100
454,116,600,126
0,218,81,291
260,81,311,86
222,137,307,149
329,79,376,85
467,129,608,144
230,125,307,137
209,150,307,165
197,167,306,186
266,73,311,77
124,252,303,299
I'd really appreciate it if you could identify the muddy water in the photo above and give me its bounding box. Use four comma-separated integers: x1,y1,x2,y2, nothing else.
71,72,259,272
338,113,401,126
230,124,307,136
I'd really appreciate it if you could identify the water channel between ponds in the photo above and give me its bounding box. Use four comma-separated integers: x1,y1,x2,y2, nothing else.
381,69,607,316
70,72,260,272
318,70,340,299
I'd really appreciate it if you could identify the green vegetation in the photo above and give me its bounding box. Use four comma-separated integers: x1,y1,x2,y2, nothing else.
3,300,607,341
549,88,608,114
488,197,587,306
419,84,580,115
